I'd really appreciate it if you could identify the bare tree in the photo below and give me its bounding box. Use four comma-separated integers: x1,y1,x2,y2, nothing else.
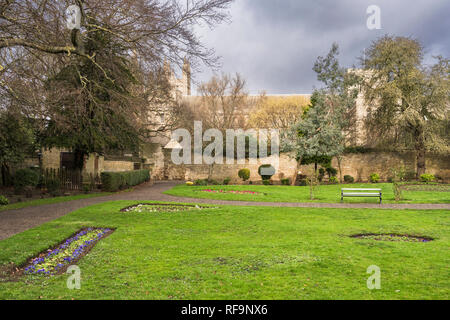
0,0,233,168
0,0,232,68
249,94,310,129
177,73,250,180
196,73,248,130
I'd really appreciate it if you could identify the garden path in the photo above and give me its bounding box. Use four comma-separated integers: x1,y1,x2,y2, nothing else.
1,181,449,240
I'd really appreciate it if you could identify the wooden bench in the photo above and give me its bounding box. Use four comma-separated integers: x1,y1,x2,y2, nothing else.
341,188,382,204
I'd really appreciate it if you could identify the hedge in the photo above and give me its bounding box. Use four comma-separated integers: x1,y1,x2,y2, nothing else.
13,168,40,193
101,170,150,192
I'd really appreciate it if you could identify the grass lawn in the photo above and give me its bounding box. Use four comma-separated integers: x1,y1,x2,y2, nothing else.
165,183,450,204
0,192,113,212
0,201,448,299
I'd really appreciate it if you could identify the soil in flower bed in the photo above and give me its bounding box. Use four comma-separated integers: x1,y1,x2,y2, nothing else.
1,228,114,280
200,189,262,195
350,233,434,242
121,203,216,213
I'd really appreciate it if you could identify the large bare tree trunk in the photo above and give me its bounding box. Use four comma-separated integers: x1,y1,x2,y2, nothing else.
416,148,426,178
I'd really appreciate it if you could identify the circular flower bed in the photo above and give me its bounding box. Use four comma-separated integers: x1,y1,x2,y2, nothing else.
350,233,433,242
23,228,113,275
121,203,214,213
201,189,261,195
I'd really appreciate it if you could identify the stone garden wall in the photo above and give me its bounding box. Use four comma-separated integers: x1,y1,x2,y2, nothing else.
332,151,450,182
35,147,450,183
160,154,298,183
155,151,450,183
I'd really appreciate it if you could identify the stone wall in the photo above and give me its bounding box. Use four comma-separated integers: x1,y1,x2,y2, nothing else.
34,147,450,184
155,151,450,183
332,152,450,182
41,148,63,169
103,160,134,172
40,149,136,175
160,154,298,183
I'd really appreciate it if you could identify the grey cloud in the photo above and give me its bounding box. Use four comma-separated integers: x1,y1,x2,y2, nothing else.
193,0,449,94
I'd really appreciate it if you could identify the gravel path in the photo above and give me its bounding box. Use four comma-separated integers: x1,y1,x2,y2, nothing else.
1,181,449,241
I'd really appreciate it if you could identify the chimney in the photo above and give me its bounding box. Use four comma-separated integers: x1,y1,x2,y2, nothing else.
182,58,191,96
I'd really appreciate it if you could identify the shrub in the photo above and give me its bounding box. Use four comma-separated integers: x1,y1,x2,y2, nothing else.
208,179,220,185
82,183,91,194
329,176,338,184
238,169,250,182
258,164,275,180
101,170,150,192
262,179,271,185
45,178,61,193
369,173,380,183
0,195,9,205
223,178,231,185
186,181,194,186
281,178,290,185
405,171,416,181
299,179,307,186
420,174,435,183
326,167,338,178
49,190,62,197
194,179,208,186
389,166,406,182
13,168,39,193
393,182,403,201
344,175,354,183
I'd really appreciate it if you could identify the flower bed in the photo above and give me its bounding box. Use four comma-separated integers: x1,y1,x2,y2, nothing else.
121,203,214,213
201,189,261,195
350,233,433,242
23,228,113,275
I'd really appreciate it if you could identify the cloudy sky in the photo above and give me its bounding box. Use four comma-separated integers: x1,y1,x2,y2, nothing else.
192,0,449,95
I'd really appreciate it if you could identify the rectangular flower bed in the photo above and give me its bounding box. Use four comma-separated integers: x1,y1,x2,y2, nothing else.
23,227,114,276
201,189,262,195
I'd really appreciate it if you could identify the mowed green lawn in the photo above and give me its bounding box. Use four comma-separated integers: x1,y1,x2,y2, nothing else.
165,183,450,204
0,192,112,212
0,201,448,299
